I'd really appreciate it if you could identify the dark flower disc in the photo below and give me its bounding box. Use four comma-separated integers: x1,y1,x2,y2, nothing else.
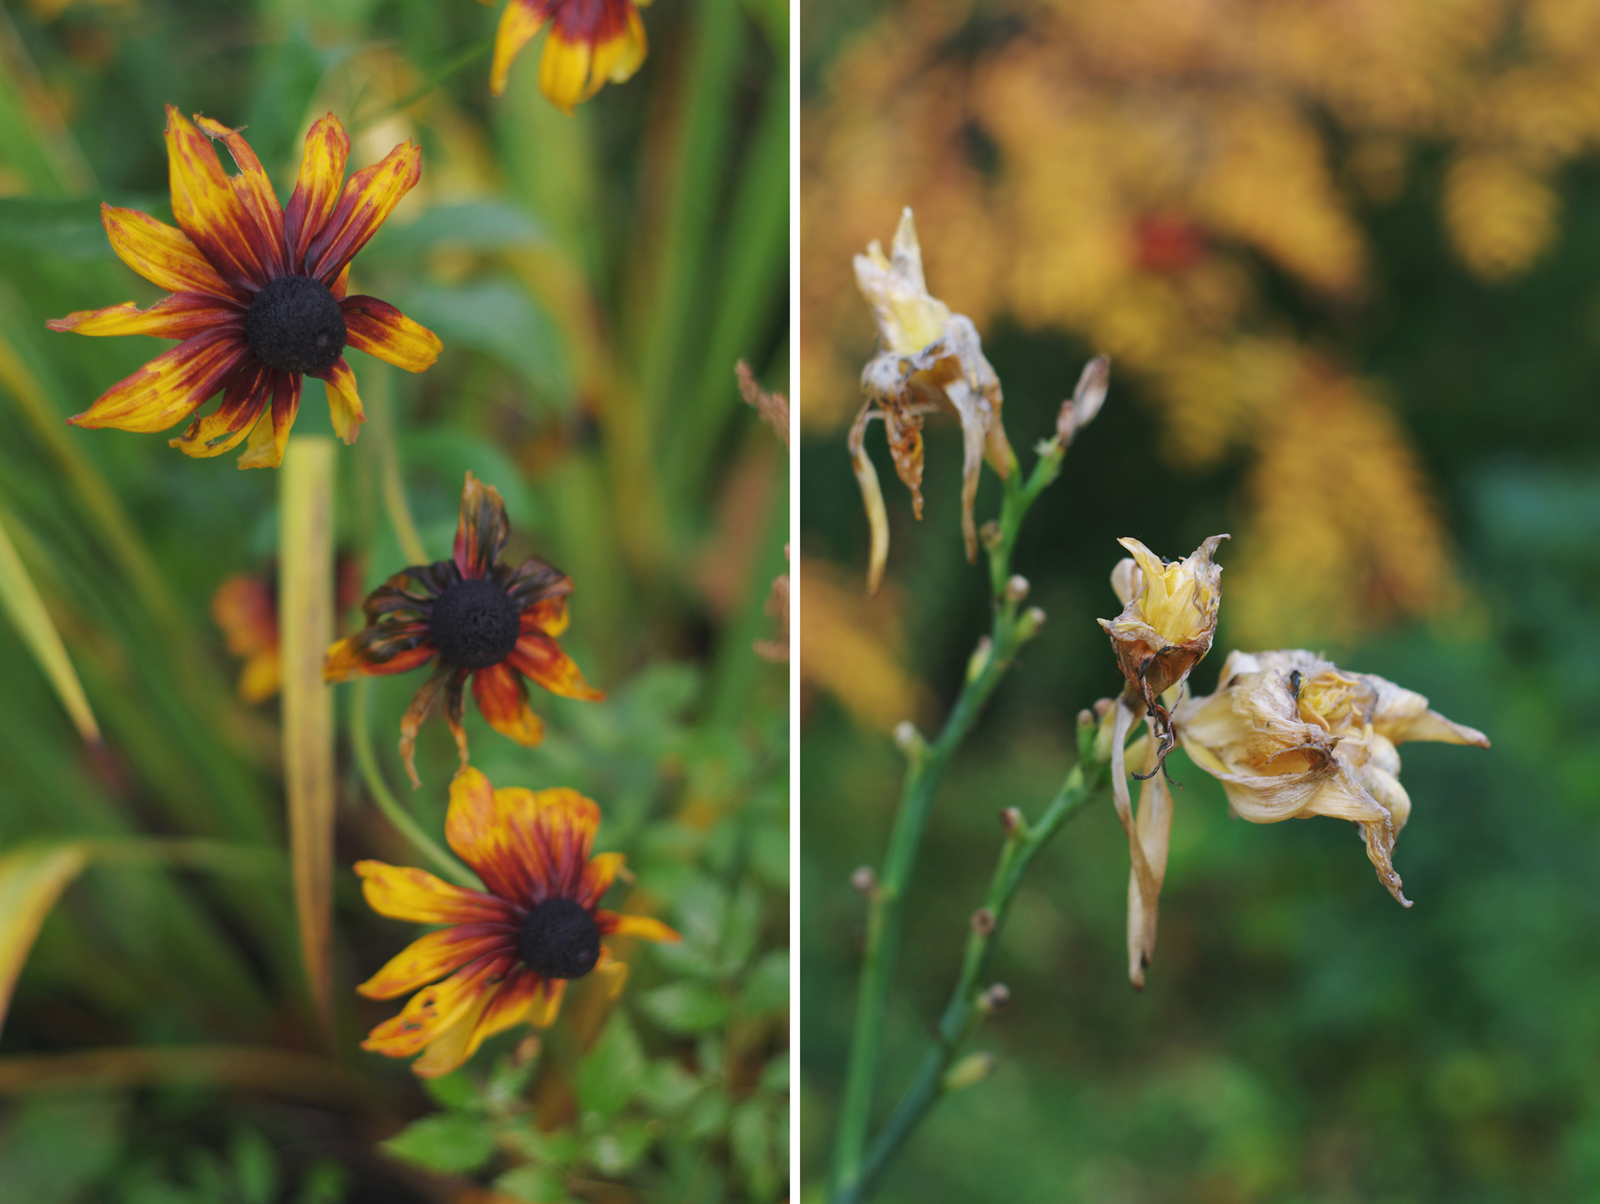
246,275,346,374
517,896,601,980
430,577,521,669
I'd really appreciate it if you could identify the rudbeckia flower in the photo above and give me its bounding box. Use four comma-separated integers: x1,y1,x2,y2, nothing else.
49,108,441,468
850,208,1015,595
489,0,650,112
325,472,603,787
1173,649,1489,907
357,766,679,1077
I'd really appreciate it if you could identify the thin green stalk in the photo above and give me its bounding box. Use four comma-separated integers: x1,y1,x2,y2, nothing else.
842,737,1114,1204
350,678,479,889
830,442,1068,1199
365,363,429,566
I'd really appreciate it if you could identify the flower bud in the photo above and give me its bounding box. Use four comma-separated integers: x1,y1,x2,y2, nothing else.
999,806,1025,834
1057,354,1110,444
978,983,1011,1012
851,866,879,895
893,720,921,752
966,636,993,682
943,1051,996,1092
1004,574,1030,602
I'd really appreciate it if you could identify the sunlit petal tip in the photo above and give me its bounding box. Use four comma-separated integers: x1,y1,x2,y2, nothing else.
316,357,365,444
353,859,512,925
491,0,548,97
323,636,370,683
510,631,604,700
341,296,442,372
597,912,681,943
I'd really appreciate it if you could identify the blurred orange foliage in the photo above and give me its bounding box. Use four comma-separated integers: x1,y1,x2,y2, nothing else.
804,0,1600,643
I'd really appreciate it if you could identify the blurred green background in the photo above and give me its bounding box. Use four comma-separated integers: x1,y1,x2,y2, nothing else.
800,1,1600,1201
0,0,788,1200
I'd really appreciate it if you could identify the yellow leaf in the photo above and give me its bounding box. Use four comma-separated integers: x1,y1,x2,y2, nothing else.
0,843,91,1036
0,508,99,743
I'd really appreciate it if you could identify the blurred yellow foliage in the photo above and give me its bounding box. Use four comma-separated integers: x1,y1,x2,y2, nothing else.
805,0,1600,642
799,557,928,731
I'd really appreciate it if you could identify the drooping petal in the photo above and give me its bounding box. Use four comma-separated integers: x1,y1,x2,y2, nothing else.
101,205,235,300
412,965,552,1077
48,292,242,340
509,630,604,700
193,115,287,280
520,596,570,637
361,952,516,1058
312,356,365,445
323,626,437,682
235,369,302,469
444,766,600,907
354,860,517,925
848,401,890,597
526,976,566,1027
577,851,625,909
408,980,499,1078
285,113,351,273
583,6,648,99
472,663,546,747
595,911,681,943
538,28,594,115
168,359,273,459
164,107,276,292
357,923,514,1000
1124,744,1173,991
443,667,471,770
67,328,250,433
399,664,453,789
490,0,547,97
502,555,573,609
304,141,422,283
340,296,442,373
453,472,511,579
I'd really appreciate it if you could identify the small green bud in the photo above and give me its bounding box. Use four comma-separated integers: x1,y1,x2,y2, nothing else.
943,1052,997,1092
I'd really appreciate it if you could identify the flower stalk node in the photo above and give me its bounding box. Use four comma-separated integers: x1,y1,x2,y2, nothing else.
970,908,996,936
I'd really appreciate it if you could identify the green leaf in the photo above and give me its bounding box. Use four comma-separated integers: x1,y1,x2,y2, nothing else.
729,1098,773,1182
721,879,763,970
739,948,790,1016
492,1165,568,1203
0,198,115,260
575,1010,645,1120
420,1068,477,1111
758,1053,789,1094
229,1127,279,1204
638,982,730,1035
639,1058,703,1116
682,1091,730,1143
398,280,571,408
380,1112,496,1174
0,842,92,1035
586,1118,655,1177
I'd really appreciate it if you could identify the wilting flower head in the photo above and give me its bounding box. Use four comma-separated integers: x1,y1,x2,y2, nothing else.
325,472,603,787
357,766,678,1077
213,558,363,703
1174,649,1490,906
849,208,1014,594
489,0,650,111
1099,534,1228,756
49,110,440,468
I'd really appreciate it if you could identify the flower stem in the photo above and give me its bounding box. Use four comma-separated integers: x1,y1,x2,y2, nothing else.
829,441,1067,1201
840,735,1113,1204
349,677,479,889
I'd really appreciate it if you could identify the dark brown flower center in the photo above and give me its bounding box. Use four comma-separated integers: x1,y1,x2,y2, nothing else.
517,896,600,980
429,577,520,669
246,275,346,374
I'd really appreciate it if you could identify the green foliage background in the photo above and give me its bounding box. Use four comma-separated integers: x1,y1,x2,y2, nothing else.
800,4,1600,1203
0,0,789,1200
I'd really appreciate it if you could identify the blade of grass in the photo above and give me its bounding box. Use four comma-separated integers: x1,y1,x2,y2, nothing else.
0,842,92,1036
0,506,100,744
280,436,338,1046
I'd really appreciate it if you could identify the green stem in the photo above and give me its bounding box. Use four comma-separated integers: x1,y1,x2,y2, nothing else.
829,443,1066,1199
349,677,479,889
841,744,1113,1204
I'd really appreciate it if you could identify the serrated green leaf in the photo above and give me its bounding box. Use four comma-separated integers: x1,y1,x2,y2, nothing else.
493,1164,568,1203
586,1117,654,1176
380,1112,496,1174
575,1010,645,1120
639,982,730,1035
739,948,790,1016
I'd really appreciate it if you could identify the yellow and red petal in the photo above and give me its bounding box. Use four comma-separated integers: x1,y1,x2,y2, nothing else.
411,965,559,1077
490,0,548,97
331,262,351,300
48,292,241,340
520,595,570,638
361,952,515,1058
235,369,302,469
285,113,351,272
584,5,647,99
577,850,626,909
193,115,287,279
100,205,235,300
67,328,250,433
341,296,442,373
472,663,546,747
538,28,594,115
510,630,605,701
164,107,277,292
213,573,276,657
304,141,422,284
323,625,437,683
169,359,273,459
355,859,517,925
503,555,574,609
399,665,453,789
453,472,511,580
595,911,680,943
357,923,513,1000
444,767,599,905
313,356,365,445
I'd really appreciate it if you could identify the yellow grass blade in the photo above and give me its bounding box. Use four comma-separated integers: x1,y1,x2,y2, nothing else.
0,843,92,1035
0,508,100,743
279,436,337,1044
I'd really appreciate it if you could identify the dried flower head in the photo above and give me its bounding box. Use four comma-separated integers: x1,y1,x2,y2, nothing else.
849,208,1014,594
1174,649,1490,906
